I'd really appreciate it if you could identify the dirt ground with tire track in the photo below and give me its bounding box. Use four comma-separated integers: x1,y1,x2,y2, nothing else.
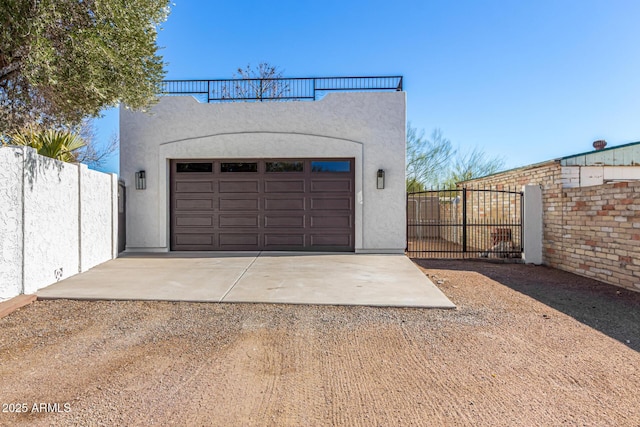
0,260,639,426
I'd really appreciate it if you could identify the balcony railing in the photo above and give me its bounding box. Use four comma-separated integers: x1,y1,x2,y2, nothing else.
160,76,403,102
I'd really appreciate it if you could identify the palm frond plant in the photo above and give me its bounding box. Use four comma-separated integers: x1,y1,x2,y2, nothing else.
8,127,86,163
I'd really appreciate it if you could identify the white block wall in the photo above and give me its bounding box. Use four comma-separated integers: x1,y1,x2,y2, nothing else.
561,165,640,188
0,146,118,300
80,165,118,271
0,147,24,300
22,147,80,294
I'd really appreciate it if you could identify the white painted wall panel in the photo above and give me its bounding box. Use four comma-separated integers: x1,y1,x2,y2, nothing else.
603,166,640,181
80,165,115,271
0,146,117,299
0,147,24,300
562,165,640,188
580,166,604,187
22,150,80,294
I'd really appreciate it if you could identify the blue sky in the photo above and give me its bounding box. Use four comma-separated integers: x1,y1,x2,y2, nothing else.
95,0,640,175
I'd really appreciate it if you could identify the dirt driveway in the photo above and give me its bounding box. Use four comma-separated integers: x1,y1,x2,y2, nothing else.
1,261,639,426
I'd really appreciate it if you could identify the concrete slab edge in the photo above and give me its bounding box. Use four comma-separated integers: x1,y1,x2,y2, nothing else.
0,294,37,319
34,295,456,309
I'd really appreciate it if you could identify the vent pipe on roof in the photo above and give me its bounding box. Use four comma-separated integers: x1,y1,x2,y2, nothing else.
593,140,607,151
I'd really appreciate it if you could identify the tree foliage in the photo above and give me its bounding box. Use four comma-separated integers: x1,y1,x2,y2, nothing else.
406,124,455,191
0,0,170,134
406,123,505,191
72,120,119,168
444,147,506,187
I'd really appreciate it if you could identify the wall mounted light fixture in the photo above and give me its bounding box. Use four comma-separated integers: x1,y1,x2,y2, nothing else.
377,169,385,189
135,170,146,190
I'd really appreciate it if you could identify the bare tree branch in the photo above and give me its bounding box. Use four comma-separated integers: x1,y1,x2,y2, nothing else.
220,63,289,101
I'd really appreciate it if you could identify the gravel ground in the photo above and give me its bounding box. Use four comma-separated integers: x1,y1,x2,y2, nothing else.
0,260,639,426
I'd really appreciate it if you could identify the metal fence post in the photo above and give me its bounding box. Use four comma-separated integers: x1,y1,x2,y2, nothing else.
462,187,467,253
406,192,409,252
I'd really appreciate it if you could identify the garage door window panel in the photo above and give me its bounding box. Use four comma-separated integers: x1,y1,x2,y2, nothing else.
311,161,351,173
266,161,304,172
176,162,213,173
221,162,258,173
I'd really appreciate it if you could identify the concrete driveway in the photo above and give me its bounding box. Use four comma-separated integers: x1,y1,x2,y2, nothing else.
36,252,455,308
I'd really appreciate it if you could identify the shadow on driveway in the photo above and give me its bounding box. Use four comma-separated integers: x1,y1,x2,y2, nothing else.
413,259,640,352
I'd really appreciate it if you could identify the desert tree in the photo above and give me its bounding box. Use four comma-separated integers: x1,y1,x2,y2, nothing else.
73,120,119,169
0,0,171,135
406,123,506,191
405,123,455,191
444,147,506,187
220,63,290,100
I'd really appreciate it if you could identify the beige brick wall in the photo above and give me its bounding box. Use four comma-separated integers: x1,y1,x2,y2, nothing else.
464,162,640,292
559,181,640,291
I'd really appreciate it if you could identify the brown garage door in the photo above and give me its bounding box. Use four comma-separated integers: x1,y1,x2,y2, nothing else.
170,159,355,251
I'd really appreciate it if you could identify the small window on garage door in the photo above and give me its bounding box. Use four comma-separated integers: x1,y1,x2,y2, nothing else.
176,162,213,173
266,161,304,172
311,160,351,172
221,162,258,172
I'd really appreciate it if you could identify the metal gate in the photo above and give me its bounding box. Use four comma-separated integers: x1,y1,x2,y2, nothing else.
407,187,523,259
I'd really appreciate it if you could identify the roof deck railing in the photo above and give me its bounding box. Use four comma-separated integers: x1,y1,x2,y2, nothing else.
161,76,403,102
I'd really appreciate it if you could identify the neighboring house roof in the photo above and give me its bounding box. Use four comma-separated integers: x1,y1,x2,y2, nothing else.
560,141,640,166
460,141,640,184
458,160,557,184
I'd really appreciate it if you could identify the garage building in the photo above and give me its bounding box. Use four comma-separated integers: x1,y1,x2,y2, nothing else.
120,76,406,254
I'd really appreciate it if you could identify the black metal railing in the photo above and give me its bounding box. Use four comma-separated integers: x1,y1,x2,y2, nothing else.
160,76,403,102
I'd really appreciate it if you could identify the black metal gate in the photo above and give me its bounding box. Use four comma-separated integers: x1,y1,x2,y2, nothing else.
407,187,523,259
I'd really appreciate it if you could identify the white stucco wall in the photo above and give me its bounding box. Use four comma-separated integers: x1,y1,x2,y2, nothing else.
120,92,407,253
22,149,80,294
0,146,118,300
0,147,24,300
80,165,117,271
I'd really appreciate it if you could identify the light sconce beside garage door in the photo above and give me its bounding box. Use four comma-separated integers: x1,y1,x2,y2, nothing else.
135,170,146,190
377,169,385,189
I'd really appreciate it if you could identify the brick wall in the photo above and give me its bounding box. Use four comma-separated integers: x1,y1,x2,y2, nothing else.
463,161,640,292
559,181,640,291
